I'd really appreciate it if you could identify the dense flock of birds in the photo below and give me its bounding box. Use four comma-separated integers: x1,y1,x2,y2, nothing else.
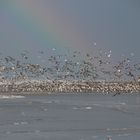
0,48,139,83
0,47,140,93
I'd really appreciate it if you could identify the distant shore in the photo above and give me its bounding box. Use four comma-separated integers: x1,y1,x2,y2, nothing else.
0,80,140,95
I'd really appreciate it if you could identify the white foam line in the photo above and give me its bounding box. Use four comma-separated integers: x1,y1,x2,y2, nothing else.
13,122,20,126
118,133,131,137
119,102,126,105
93,104,100,106
85,106,92,110
21,121,28,125
13,121,28,126
0,95,25,99
73,107,79,110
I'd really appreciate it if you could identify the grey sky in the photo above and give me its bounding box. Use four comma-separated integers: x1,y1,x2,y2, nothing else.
50,0,140,58
0,0,140,61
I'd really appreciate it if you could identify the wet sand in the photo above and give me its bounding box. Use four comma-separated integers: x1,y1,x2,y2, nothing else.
0,94,140,140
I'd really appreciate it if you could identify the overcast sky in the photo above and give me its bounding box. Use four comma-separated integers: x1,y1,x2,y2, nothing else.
0,0,140,61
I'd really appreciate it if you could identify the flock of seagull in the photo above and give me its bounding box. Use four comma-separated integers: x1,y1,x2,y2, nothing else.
0,47,140,93
0,48,139,82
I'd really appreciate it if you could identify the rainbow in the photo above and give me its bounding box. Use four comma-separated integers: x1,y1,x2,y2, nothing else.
2,0,89,52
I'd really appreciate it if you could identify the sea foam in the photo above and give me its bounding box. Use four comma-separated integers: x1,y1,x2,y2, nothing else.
0,95,25,99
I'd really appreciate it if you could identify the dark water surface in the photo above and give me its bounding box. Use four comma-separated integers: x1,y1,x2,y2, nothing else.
0,93,140,140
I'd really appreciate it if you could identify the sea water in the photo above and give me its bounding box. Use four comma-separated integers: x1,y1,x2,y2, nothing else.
0,93,140,140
